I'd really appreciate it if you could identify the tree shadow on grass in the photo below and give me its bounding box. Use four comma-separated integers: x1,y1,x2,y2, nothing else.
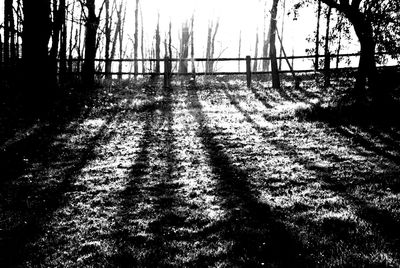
275,87,298,102
222,86,400,264
186,85,313,267
333,124,400,165
112,84,191,267
0,113,117,267
0,89,101,183
250,86,273,108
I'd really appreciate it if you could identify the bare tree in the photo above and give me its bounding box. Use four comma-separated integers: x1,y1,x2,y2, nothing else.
134,0,139,78
238,30,241,72
270,0,280,89
262,2,271,71
190,13,195,77
253,28,259,72
81,0,106,87
118,3,127,79
335,13,344,71
140,4,145,73
59,0,67,83
205,18,219,73
110,0,123,70
22,0,52,97
315,0,322,71
168,20,172,59
104,0,112,78
179,22,189,74
155,12,161,74
50,0,67,84
323,6,332,88
3,0,13,65
68,0,76,74
278,0,286,70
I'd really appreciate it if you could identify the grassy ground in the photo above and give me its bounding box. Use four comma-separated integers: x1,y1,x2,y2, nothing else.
0,78,399,267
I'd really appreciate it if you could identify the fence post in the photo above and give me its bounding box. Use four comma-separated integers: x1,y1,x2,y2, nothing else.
246,56,251,88
164,56,170,88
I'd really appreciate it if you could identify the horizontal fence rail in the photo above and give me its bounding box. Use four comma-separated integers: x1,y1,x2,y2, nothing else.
56,52,399,87
65,52,393,62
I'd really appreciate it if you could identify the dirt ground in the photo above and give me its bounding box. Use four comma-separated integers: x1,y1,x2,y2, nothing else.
1,78,400,267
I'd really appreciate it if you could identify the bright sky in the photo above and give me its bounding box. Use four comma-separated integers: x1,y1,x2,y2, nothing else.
0,0,360,69
125,0,359,58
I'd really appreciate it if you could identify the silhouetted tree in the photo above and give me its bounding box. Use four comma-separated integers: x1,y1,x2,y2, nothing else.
253,29,259,72
4,0,13,65
22,0,52,92
270,0,280,89
81,0,105,87
179,22,189,74
104,0,111,78
134,0,139,78
155,12,161,74
315,0,322,71
323,6,332,88
205,18,219,73
50,0,67,85
297,0,400,103
238,30,242,72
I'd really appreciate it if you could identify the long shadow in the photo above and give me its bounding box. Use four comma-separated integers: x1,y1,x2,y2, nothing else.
334,124,400,165
0,89,100,183
250,86,273,108
276,87,299,102
297,87,321,100
112,83,189,267
186,85,313,267
222,86,400,261
360,125,400,157
0,107,117,267
278,86,323,105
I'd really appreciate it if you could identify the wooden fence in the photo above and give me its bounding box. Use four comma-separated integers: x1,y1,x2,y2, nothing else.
60,52,398,87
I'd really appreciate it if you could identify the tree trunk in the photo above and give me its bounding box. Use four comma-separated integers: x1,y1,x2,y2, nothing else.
9,0,16,61
253,30,259,72
68,1,75,75
141,6,145,73
168,20,172,77
82,0,99,87
348,12,378,100
205,21,212,74
320,0,379,103
191,14,195,77
323,6,332,88
22,0,52,100
210,19,219,73
262,2,270,71
315,0,321,71
105,0,111,79
238,30,241,72
77,11,84,72
59,0,67,84
134,0,139,79
0,34,3,65
110,1,123,63
278,0,286,70
168,21,172,58
335,15,343,72
4,0,12,65
270,0,280,89
118,4,127,79
179,23,189,74
155,13,161,74
49,0,66,86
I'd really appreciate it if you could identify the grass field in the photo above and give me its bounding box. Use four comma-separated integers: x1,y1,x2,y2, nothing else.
1,77,399,267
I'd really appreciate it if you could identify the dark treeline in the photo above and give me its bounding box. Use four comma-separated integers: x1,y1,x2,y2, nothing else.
1,0,400,110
